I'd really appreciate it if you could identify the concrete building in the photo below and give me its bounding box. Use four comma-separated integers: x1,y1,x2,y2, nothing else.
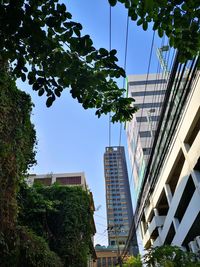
92,246,118,267
126,73,167,203
104,146,138,254
126,54,200,253
27,172,87,189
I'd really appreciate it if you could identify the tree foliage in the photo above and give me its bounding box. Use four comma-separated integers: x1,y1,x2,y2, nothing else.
143,245,200,267
0,0,137,122
109,0,200,63
0,226,63,267
122,255,142,267
18,182,95,267
0,63,36,232
0,65,56,267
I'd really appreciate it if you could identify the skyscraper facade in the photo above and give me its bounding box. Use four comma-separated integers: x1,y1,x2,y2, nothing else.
126,73,167,202
104,146,134,248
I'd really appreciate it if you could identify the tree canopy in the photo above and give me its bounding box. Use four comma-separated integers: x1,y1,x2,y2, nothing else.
1,1,199,121
0,0,137,122
109,0,200,63
143,245,200,267
18,182,96,267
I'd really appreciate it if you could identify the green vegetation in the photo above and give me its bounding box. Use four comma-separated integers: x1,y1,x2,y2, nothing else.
122,255,142,267
109,0,200,63
0,65,37,266
118,246,200,267
0,1,200,266
143,245,200,267
0,67,94,266
18,182,95,267
0,0,137,123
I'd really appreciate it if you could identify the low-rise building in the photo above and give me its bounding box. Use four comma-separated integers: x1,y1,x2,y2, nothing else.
92,245,118,267
27,172,87,189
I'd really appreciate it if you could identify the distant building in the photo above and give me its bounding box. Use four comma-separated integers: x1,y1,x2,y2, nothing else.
104,146,138,254
92,245,118,267
27,172,87,189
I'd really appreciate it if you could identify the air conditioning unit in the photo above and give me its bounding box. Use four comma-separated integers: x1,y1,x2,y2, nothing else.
195,236,200,249
188,241,198,253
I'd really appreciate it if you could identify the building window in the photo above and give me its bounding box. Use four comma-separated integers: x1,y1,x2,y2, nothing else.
129,79,166,86
143,147,151,155
136,102,162,109
151,115,160,121
131,89,166,97
56,176,81,185
97,258,101,267
136,116,148,122
34,178,52,186
139,131,152,138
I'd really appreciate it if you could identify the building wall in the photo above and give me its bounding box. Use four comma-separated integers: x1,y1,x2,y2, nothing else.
27,172,87,189
126,73,167,203
139,75,200,252
92,249,118,267
104,146,133,247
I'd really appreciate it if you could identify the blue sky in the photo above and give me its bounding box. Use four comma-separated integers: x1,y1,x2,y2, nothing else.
17,0,163,246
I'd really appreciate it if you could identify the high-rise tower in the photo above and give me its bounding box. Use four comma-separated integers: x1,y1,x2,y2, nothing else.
104,146,137,253
126,73,167,202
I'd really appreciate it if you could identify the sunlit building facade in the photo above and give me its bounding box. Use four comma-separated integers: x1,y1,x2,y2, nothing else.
126,55,200,253
104,146,137,252
126,73,167,203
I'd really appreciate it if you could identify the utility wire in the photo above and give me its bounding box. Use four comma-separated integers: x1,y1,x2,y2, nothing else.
119,14,129,147
128,31,155,193
94,213,107,220
109,5,112,147
122,31,156,259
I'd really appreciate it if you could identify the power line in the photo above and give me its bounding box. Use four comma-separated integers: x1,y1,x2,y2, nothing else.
94,213,107,220
122,31,156,259
109,5,112,147
119,14,129,147
128,30,156,193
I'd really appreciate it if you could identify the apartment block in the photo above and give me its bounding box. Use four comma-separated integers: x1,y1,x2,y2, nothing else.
104,146,137,253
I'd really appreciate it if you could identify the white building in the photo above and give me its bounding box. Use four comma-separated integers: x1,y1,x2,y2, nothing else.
130,55,200,253
126,73,167,203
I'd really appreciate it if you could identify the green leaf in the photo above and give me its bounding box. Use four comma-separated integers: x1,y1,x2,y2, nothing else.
38,88,44,96
129,9,137,21
21,73,26,82
137,18,143,26
158,27,164,37
169,36,174,47
143,21,148,31
108,0,117,6
74,27,80,37
55,89,61,97
46,97,53,107
99,48,108,56
110,49,117,56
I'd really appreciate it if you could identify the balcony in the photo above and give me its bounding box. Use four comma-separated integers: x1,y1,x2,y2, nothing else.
143,216,166,247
